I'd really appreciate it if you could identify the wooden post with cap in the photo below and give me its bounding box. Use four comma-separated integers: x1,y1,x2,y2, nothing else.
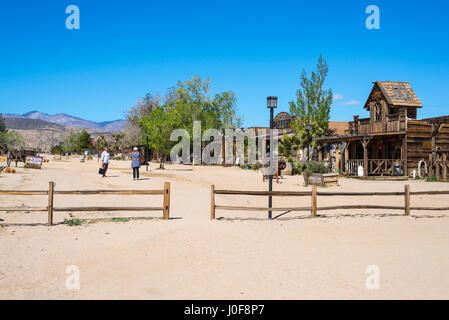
404,184,410,216
311,186,317,217
48,181,55,226
210,185,215,220
163,182,170,220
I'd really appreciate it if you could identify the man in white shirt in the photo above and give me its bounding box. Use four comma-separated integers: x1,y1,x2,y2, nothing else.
101,147,110,177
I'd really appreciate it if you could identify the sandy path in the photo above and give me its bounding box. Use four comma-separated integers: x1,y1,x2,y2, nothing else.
0,157,448,299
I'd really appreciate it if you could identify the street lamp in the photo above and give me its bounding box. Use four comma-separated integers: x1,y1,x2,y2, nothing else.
305,123,311,161
267,96,278,219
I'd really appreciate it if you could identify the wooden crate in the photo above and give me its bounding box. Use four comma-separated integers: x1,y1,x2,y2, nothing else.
304,172,339,187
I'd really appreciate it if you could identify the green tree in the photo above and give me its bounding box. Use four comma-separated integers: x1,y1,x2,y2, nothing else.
124,93,161,146
76,129,93,153
62,129,77,152
289,54,333,148
138,76,242,163
95,135,108,152
51,143,64,155
166,76,241,137
2,130,24,150
111,132,125,152
140,106,175,161
279,132,301,159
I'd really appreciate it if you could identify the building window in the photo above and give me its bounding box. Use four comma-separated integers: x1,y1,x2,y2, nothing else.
375,102,382,122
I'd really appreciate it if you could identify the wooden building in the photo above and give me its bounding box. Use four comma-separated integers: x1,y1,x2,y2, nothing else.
316,81,449,178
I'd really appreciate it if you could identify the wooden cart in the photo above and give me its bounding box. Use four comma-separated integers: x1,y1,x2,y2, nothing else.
6,147,39,167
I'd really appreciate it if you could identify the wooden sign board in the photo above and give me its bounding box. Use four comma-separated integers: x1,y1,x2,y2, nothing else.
25,156,43,169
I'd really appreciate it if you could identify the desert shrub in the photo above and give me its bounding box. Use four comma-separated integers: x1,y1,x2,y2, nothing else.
251,162,262,170
64,213,82,226
303,160,329,174
112,217,130,223
292,161,303,175
240,162,262,171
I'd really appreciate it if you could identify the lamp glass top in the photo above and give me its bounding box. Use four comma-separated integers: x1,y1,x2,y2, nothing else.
266,96,278,108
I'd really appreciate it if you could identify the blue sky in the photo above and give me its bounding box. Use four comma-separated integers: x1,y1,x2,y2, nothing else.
0,0,448,127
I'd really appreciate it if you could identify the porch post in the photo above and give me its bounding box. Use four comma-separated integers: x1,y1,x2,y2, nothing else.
344,141,349,173
335,144,340,173
402,134,408,176
362,138,370,177
340,143,344,172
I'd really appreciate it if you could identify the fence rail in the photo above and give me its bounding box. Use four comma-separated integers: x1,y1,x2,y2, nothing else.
0,181,171,226
210,184,449,219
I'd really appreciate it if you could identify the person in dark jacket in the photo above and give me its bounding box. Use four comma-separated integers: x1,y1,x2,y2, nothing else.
131,147,141,180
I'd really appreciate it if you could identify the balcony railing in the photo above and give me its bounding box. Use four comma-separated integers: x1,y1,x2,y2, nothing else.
347,159,404,176
349,110,407,135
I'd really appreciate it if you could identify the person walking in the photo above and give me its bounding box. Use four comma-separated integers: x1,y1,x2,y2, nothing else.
100,147,110,178
131,147,140,180
131,147,141,180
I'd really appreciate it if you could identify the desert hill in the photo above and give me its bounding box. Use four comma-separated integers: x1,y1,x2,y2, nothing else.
3,111,125,132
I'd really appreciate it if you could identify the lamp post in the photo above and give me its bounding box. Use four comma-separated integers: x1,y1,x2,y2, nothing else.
267,96,278,219
305,123,311,161
146,133,149,171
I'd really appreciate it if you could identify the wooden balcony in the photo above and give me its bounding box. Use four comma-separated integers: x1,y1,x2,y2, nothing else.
349,111,407,136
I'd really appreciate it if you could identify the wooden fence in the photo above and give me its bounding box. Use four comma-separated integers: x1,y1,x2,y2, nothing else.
0,181,171,226
210,184,449,219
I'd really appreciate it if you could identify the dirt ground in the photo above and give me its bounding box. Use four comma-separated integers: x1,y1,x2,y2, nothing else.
0,156,448,299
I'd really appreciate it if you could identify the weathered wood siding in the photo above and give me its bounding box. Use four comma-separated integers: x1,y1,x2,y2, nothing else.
407,120,449,175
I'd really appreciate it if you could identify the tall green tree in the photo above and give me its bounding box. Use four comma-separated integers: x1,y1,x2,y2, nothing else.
1,130,24,150
111,132,125,152
95,135,108,152
124,93,161,146
165,77,241,135
279,133,301,159
289,54,333,148
139,76,242,160
140,106,175,161
76,129,93,153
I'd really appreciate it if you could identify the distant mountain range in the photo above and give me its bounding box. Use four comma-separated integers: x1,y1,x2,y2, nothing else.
4,117,67,131
3,111,125,132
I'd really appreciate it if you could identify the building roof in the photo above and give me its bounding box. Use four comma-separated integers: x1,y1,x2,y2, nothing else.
364,81,423,110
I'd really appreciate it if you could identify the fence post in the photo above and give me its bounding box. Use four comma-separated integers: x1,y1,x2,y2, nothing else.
311,186,317,217
404,184,410,216
210,185,215,220
48,181,55,226
163,182,170,220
